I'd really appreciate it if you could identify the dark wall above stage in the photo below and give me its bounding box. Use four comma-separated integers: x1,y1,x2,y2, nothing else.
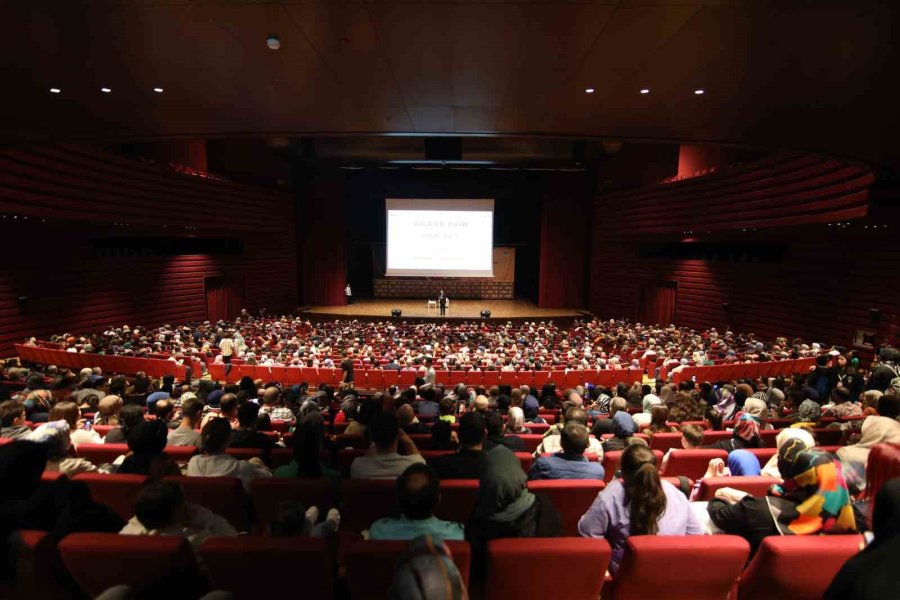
296,168,593,306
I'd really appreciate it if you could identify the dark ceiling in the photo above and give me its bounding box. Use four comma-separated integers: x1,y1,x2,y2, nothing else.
2,1,898,168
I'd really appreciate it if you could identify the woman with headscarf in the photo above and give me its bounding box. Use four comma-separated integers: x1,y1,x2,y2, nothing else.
715,388,737,421
689,450,762,501
466,446,563,581
602,412,638,453
837,416,900,479
823,478,900,600
707,439,857,553
705,412,762,452
503,406,531,435
743,397,773,430
791,399,822,429
117,420,181,478
26,420,98,476
761,428,815,478
633,394,661,428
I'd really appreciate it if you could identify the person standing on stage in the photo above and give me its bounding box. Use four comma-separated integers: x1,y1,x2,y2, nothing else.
345,283,353,305
439,290,447,316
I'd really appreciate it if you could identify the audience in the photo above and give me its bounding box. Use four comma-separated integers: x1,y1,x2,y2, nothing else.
432,412,487,479
186,419,271,491
0,400,30,440
837,415,900,478
536,406,603,457
601,412,640,453
704,412,761,452
351,410,424,479
104,404,144,444
229,402,276,456
96,395,123,426
646,405,677,437
49,401,102,447
389,535,468,600
167,396,203,447
482,411,525,452
369,464,464,541
503,406,531,435
529,423,605,481
117,420,180,478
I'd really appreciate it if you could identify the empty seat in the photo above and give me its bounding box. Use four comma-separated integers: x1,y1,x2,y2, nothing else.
73,473,147,521
485,538,611,600
250,478,338,533
738,535,864,600
200,536,332,600
696,476,780,501
526,480,605,536
660,449,729,480
166,476,250,531
609,535,749,600
343,539,470,600
59,533,201,598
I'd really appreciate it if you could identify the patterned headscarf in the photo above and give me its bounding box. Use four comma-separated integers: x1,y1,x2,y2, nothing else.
796,399,821,423
733,412,761,443
768,440,857,535
595,393,612,414
715,388,736,420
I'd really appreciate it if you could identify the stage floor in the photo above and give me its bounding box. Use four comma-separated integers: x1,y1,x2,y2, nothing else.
302,298,587,321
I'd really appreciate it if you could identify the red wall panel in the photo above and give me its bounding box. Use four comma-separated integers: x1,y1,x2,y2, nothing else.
0,144,297,356
538,193,588,308
589,154,897,347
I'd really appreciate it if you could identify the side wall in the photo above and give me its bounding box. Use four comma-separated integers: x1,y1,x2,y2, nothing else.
0,144,297,355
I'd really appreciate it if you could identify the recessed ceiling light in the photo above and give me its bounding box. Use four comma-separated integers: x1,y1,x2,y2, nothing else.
694,89,704,95
153,87,164,93
50,88,61,94
585,88,595,94
640,89,650,94
101,87,111,93
266,35,281,50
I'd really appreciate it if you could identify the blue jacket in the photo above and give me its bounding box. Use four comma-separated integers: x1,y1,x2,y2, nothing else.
528,453,606,481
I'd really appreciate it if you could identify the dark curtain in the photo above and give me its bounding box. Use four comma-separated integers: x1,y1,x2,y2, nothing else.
538,184,590,308
300,174,347,306
639,284,677,326
206,277,243,322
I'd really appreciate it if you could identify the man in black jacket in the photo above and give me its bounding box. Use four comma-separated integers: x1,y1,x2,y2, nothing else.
433,412,488,479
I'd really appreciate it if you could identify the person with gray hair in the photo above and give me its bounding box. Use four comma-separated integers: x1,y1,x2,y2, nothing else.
592,397,627,437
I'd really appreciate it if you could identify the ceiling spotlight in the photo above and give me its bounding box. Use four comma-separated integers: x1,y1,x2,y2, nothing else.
640,89,650,94
101,87,111,93
50,88,61,94
266,35,281,50
153,87,164,93
694,89,704,95
585,88,595,94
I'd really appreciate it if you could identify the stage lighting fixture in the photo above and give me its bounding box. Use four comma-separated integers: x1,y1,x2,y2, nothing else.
480,309,491,318
391,309,402,317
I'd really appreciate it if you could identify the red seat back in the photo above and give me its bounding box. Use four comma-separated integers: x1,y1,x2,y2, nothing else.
526,480,605,536
341,479,398,533
166,476,250,531
433,479,479,524
660,449,729,479
649,432,683,453
696,476,780,501
75,443,127,466
746,447,777,467
516,434,544,453
739,535,865,600
59,533,199,598
163,445,198,463
759,429,779,447
486,538,611,600
250,478,338,533
73,473,148,521
611,535,749,600
343,539,470,600
482,371,500,387
601,450,664,483
200,536,333,600
514,452,534,474
701,430,732,445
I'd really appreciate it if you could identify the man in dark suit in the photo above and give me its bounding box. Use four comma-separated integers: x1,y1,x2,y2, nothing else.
439,291,447,316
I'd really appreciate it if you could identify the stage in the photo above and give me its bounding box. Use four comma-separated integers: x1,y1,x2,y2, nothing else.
300,298,590,325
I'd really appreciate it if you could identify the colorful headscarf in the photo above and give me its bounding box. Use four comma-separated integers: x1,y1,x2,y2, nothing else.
715,388,736,420
595,393,612,414
733,412,762,443
768,439,857,535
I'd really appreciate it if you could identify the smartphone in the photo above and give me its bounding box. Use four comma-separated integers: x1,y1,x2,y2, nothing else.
82,419,93,431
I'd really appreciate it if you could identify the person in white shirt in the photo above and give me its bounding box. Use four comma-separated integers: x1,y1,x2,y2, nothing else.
187,419,271,491
534,406,604,459
345,283,353,305
351,410,424,479
49,401,103,447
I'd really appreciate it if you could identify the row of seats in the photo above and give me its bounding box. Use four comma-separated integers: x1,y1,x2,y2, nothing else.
12,531,862,600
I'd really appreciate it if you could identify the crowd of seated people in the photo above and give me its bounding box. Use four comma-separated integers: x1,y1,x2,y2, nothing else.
0,339,899,598
20,314,878,377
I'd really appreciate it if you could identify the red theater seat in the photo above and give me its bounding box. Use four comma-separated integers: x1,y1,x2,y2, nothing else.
526,480,605,536
602,450,664,483
59,533,200,598
166,476,250,531
485,538,611,600
343,539,471,600
433,479,479,524
200,536,333,600
738,535,864,600
73,473,147,521
250,478,338,533
75,443,127,465
163,445,198,463
482,371,500,387
759,429,779,447
746,447,777,467
610,535,749,600
696,476,780,501
8,530,73,600
649,432,684,453
341,479,398,533
514,452,534,474
516,434,544,453
701,430,733,445
660,449,729,480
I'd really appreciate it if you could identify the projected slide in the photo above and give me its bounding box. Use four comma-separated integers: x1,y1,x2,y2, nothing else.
386,199,494,277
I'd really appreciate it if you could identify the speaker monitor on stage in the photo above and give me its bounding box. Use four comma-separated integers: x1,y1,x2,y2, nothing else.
391,309,402,317
480,309,491,318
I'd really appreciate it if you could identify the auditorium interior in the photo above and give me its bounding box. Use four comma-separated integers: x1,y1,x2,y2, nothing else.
1,2,900,600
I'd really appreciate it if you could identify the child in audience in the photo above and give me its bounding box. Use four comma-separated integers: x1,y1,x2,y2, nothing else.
660,424,704,471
